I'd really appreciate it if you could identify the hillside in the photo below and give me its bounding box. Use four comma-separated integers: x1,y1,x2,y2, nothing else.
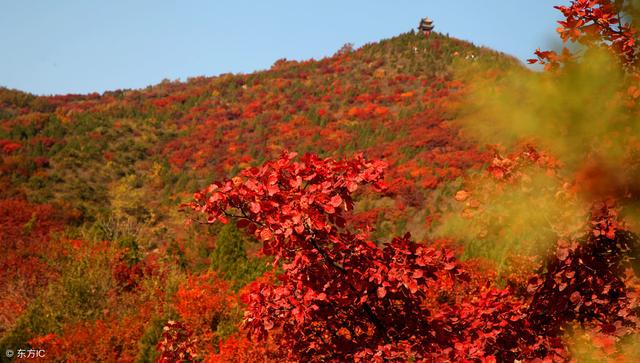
0,32,537,361
0,32,523,255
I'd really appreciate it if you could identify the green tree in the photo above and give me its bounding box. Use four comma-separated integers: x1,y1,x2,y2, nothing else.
210,223,266,288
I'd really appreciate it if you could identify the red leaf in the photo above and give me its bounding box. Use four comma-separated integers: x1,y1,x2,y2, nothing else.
264,319,274,330
444,263,456,271
329,195,343,208
408,279,419,294
266,185,279,196
236,219,250,228
249,202,261,214
260,229,273,240
570,291,581,303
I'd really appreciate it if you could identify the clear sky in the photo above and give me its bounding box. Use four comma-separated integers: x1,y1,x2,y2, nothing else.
0,1,565,96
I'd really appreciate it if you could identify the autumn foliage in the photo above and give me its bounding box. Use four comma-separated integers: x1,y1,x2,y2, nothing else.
190,152,639,361
530,0,639,70
2,1,640,361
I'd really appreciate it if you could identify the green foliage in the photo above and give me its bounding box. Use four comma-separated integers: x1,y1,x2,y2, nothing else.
135,313,173,363
44,250,113,325
0,244,113,351
210,223,267,289
117,235,143,265
0,301,55,356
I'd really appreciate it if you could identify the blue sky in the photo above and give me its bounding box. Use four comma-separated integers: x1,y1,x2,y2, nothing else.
0,1,564,95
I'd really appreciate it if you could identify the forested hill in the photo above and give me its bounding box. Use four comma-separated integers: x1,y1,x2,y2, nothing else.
0,32,517,231
0,32,519,361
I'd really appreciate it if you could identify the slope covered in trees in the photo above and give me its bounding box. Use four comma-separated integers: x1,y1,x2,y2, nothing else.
0,31,516,361
2,2,640,360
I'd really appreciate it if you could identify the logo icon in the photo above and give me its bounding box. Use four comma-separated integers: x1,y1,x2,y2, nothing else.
5,349,14,358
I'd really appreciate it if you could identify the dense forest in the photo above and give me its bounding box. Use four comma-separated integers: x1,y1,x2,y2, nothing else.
2,1,640,362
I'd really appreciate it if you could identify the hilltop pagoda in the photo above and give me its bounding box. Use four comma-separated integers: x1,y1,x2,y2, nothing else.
418,17,434,36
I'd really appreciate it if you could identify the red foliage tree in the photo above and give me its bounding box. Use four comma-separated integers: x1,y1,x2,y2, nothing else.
190,152,636,361
157,321,199,362
173,271,233,354
527,202,639,340
205,331,280,363
529,0,639,70
0,199,69,331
